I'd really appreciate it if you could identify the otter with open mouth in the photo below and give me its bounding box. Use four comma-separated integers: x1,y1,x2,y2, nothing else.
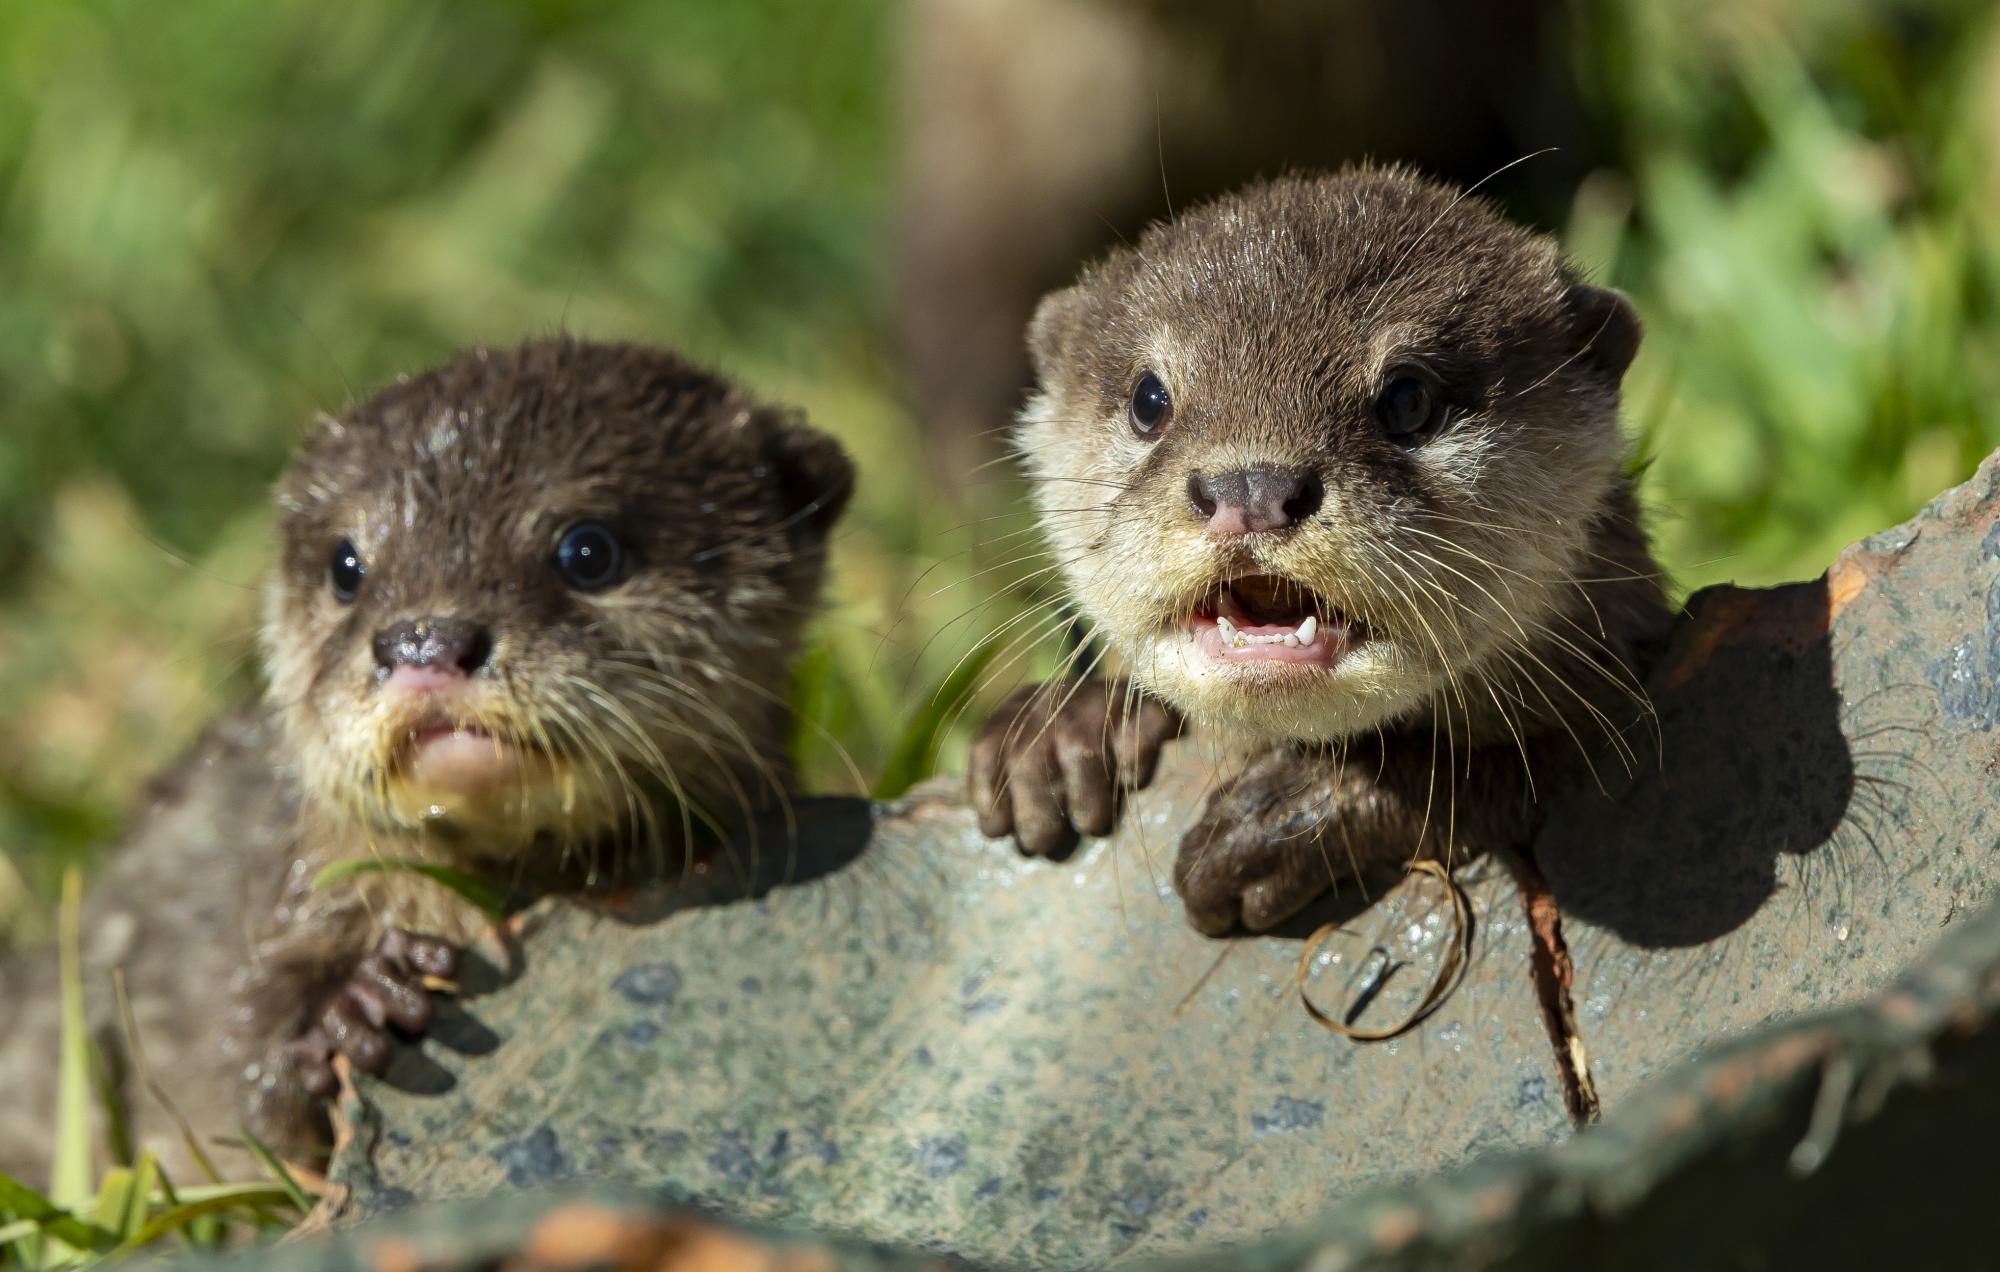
0,338,852,1177
972,167,1671,935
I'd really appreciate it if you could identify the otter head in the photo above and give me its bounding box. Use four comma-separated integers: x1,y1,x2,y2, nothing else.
1017,167,1641,742
261,338,853,853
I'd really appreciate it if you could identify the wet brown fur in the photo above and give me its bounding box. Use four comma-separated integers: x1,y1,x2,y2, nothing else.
975,168,1672,932
0,338,852,1178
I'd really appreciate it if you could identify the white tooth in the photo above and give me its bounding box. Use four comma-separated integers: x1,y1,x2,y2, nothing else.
1281,634,1300,648
1216,615,1238,642
1297,615,1318,645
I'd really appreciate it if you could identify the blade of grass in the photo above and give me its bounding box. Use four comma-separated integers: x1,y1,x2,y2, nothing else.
311,859,506,922
142,1159,219,1254
112,969,224,1187
164,1182,304,1205
0,1172,115,1256
871,639,999,799
119,1154,158,1245
234,1126,313,1215
186,1214,225,1247
123,1185,297,1249
86,1045,133,1172
0,1217,44,1246
87,1167,133,1240
46,868,93,1265
0,1211,36,1266
97,984,290,1228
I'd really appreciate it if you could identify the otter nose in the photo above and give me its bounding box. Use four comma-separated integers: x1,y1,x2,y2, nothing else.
372,617,493,677
1187,466,1323,535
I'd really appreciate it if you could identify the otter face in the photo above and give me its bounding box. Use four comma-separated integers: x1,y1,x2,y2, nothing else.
1017,169,1641,742
261,338,852,852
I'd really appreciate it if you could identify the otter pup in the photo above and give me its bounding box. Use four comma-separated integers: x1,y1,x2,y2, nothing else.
971,167,1670,935
0,338,852,1179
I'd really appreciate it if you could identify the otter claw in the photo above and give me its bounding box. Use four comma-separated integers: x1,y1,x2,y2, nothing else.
1174,748,1345,935
969,678,1181,859
286,1031,339,1099
298,928,459,1081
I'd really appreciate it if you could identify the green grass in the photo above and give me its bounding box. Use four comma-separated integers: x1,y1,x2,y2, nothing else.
1,0,1995,910
0,872,308,1266
0,0,1048,919
0,3,1993,888
1572,0,2000,585
2,0,1998,1259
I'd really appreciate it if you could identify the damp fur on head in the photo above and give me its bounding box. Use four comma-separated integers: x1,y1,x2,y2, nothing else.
1014,165,1654,747
258,336,854,872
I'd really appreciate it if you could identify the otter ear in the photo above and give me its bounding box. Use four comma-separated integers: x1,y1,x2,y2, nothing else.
1027,284,1091,383
763,418,854,539
1564,284,1642,383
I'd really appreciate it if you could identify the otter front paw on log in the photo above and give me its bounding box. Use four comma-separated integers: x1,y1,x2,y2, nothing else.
0,338,852,1181
974,167,1671,933
969,677,1182,859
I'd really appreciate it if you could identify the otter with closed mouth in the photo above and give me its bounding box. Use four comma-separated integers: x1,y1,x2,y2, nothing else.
0,337,852,1178
972,167,1670,935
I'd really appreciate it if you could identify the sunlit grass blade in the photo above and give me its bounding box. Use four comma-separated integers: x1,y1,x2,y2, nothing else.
119,1154,159,1245
46,868,94,1264
0,1207,33,1267
122,1185,297,1250
86,1166,131,1239
0,1217,44,1247
140,1157,223,1253
235,1126,314,1215
311,858,506,922
0,1171,115,1258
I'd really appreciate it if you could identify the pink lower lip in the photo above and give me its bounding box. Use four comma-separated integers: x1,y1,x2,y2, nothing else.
1187,580,1357,668
1189,613,1349,667
401,724,524,790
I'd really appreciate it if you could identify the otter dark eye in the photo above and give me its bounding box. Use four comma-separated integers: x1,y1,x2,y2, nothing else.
1375,375,1440,439
329,538,365,603
556,522,623,591
1129,371,1173,437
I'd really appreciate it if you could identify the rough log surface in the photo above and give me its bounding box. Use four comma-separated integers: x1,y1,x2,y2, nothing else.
326,782,1564,1268
152,895,2000,1268
162,451,2000,1268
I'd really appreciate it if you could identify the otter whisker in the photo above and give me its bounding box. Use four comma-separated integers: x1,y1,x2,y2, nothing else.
611,660,798,844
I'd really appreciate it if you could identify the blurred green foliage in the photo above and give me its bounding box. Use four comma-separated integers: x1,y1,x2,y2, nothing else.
2,0,1998,915
1571,0,2000,578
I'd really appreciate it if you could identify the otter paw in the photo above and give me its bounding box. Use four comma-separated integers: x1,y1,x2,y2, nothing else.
1173,748,1345,935
969,678,1182,858
287,929,459,1098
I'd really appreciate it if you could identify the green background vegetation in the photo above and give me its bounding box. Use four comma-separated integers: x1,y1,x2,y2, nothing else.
2,0,1998,922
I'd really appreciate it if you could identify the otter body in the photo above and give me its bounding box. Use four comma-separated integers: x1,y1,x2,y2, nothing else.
0,338,852,1180
973,168,1670,933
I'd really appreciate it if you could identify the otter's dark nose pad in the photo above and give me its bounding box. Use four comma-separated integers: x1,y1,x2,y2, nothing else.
372,618,493,676
1188,466,1323,535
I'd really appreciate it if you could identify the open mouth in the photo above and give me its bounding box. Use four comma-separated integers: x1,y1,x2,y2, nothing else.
394,714,546,793
1185,574,1364,670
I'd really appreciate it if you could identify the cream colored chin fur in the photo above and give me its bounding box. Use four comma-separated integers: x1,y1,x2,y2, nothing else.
258,578,629,855
1123,631,1431,743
